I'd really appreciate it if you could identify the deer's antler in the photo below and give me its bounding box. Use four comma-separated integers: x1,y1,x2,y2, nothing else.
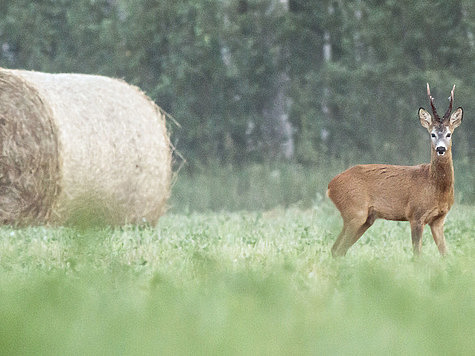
443,84,455,120
427,83,439,120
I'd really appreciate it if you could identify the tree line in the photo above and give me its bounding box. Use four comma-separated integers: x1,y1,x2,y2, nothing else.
0,0,473,167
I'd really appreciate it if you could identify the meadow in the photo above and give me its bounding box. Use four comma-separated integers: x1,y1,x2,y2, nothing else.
0,164,474,355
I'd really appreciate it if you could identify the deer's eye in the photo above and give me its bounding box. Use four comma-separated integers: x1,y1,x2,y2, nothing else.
431,133,436,138
446,133,451,138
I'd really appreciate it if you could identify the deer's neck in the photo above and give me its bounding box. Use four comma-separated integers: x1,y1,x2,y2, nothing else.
430,151,454,193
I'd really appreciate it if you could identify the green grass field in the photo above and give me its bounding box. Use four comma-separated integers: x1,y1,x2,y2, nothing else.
0,200,474,355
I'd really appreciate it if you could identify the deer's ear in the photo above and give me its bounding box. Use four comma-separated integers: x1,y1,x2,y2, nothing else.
449,107,463,129
418,108,432,129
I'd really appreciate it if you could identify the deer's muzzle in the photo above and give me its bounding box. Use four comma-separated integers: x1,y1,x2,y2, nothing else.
436,146,447,156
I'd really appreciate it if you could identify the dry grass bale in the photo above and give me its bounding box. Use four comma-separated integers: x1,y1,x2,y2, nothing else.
0,68,172,226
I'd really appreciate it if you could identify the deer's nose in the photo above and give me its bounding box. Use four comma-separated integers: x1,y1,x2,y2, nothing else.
436,146,446,155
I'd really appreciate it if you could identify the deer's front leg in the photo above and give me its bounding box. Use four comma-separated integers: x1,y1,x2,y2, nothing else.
410,221,424,256
430,216,447,256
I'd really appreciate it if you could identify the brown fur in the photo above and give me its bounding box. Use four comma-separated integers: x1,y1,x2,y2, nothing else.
327,86,463,257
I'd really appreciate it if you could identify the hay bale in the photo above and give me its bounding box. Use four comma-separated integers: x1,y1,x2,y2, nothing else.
0,68,172,226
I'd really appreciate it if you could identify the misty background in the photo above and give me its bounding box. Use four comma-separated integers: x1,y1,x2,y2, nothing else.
1,0,473,208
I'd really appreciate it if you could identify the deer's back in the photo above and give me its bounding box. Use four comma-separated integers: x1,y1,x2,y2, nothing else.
327,163,435,221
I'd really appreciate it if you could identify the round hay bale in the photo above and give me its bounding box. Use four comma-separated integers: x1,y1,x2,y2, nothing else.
0,68,172,226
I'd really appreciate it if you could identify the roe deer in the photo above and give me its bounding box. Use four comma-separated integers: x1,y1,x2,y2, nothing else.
327,84,463,257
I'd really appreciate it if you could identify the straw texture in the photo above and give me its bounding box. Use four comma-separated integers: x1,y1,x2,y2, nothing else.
0,68,171,226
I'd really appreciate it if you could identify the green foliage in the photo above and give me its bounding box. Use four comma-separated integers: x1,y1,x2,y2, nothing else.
287,1,474,165
0,206,474,354
1,0,473,167
170,160,474,212
0,0,119,73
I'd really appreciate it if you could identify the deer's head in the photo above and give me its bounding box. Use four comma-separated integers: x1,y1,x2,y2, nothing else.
419,84,463,157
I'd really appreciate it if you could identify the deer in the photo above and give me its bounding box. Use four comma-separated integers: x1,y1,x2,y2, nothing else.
327,84,463,257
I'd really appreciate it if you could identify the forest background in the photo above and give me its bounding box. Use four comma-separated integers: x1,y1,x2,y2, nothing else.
0,0,473,208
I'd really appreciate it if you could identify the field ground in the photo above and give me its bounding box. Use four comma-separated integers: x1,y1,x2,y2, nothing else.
0,202,474,355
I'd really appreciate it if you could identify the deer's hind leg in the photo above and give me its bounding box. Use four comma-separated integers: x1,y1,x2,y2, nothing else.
331,208,376,257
